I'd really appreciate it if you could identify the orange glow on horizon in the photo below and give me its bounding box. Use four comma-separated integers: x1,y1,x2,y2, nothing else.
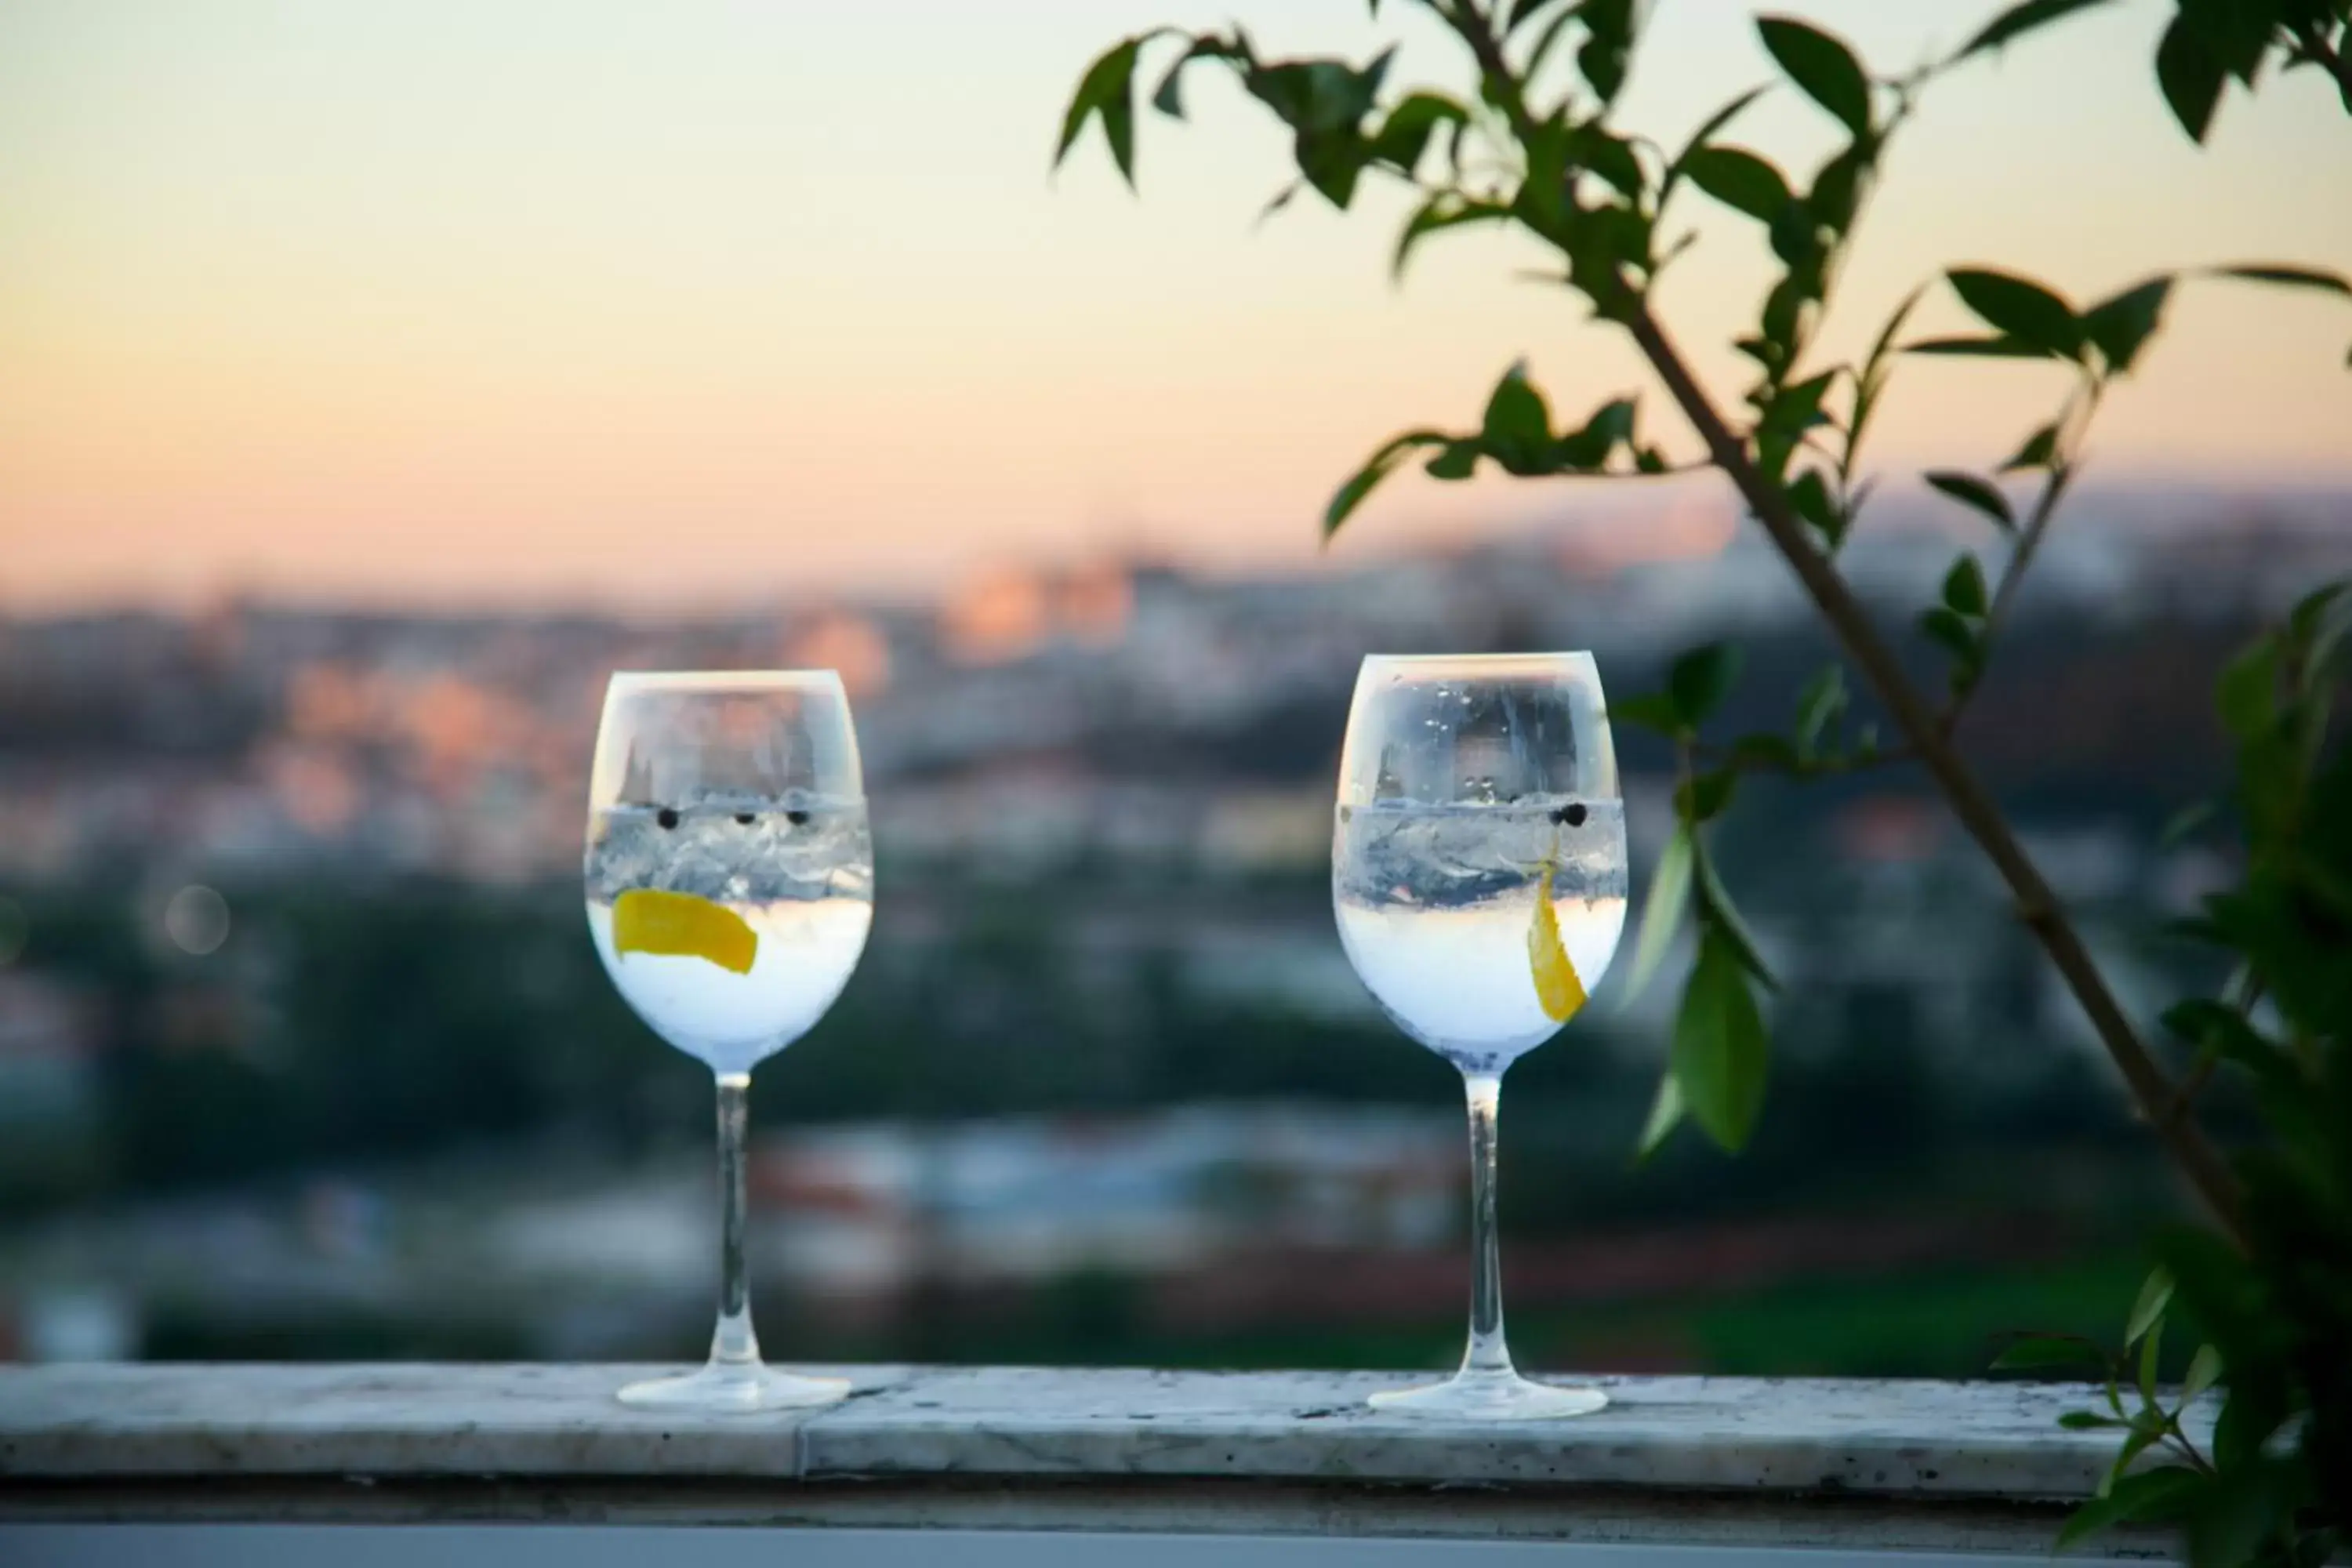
2,0,2347,611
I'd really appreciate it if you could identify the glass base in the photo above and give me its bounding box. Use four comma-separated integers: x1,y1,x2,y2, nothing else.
617,1360,850,1414
1368,1369,1609,1421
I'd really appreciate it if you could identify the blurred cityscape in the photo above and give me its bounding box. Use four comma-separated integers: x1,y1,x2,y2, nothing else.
2,481,2345,1376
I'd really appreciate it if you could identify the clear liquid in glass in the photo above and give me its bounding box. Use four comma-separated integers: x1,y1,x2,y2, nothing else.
585,794,873,1076
1334,797,1628,1077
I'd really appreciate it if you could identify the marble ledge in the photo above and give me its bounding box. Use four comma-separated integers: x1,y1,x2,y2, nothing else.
0,1363,2147,1503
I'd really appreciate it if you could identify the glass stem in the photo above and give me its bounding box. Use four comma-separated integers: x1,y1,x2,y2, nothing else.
1460,1071,1513,1379
709,1071,760,1370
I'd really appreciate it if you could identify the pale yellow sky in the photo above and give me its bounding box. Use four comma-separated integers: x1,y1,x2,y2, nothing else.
0,0,2346,610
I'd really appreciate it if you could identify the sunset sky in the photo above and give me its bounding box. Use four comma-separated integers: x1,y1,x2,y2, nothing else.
2,0,2347,610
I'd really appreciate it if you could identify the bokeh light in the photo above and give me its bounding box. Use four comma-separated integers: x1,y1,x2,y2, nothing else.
162,884,230,956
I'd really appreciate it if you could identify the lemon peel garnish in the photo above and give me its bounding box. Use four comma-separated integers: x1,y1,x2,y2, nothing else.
1528,841,1588,1023
612,889,757,975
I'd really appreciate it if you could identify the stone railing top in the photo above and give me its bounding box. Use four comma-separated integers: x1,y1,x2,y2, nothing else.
0,1363,2129,1500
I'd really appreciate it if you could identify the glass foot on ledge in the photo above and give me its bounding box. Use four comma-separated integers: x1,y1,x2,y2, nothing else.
617,1361,850,1414
1368,1369,1609,1421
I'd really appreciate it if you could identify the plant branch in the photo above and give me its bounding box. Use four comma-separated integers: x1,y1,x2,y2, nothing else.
1450,2,1541,142
2296,20,2352,106
1983,464,2069,644
1551,459,1714,481
2158,1054,2220,1134
1621,298,2249,1242
1944,457,2075,733
2158,1403,2217,1479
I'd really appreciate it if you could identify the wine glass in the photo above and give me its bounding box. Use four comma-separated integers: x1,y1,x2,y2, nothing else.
584,670,873,1411
1332,652,1628,1419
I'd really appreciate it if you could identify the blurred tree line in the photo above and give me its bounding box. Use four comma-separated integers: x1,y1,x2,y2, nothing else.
11,858,2163,1229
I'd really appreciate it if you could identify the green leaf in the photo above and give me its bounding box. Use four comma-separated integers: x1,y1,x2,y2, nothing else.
1483,361,1551,454
1610,691,1684,734
2136,1317,2162,1403
2155,15,2227,144
1325,430,1448,539
1920,605,1981,675
1804,142,1872,238
2180,1343,2223,1406
2158,800,2214,846
1676,768,1738,824
1521,3,1585,85
1576,0,1635,101
1785,470,1843,546
1729,732,1800,771
1663,85,1771,204
1905,335,2056,358
1294,125,1374,209
2289,578,2350,653
1956,0,2118,60
2057,1409,2122,1428
1585,397,1638,448
1562,202,1653,298
1635,1070,1685,1160
2211,1381,2288,1472
1620,825,1694,1010
2056,1466,2203,1549
1517,115,1573,231
1680,146,1793,222
1732,335,1780,374
2158,999,2278,1074
1149,34,1249,120
1057,38,1148,184
1151,52,1191,119
1858,285,1926,397
1253,180,1302,227
1925,471,2015,531
2001,423,2060,471
1392,194,1512,281
1759,371,1836,437
2082,276,2173,374
1948,268,2081,358
2198,2,2278,86
1668,641,1744,726
1425,440,1479,481
1694,844,1777,989
1245,52,1393,136
1369,91,1468,172
1991,1334,2106,1371
2184,1461,2296,1568
2215,640,2278,742
2209,262,2352,296
1942,554,1990,618
2125,1266,2175,1347
1555,397,1639,469
2101,1422,2160,1498
1766,200,1824,267
1755,16,1874,135
1671,930,1770,1152
1794,665,1847,757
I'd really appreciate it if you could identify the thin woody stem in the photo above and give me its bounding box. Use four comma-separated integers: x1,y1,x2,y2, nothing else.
1443,0,2245,1240
1947,380,2101,735
2296,21,2352,106
1621,299,2246,1242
